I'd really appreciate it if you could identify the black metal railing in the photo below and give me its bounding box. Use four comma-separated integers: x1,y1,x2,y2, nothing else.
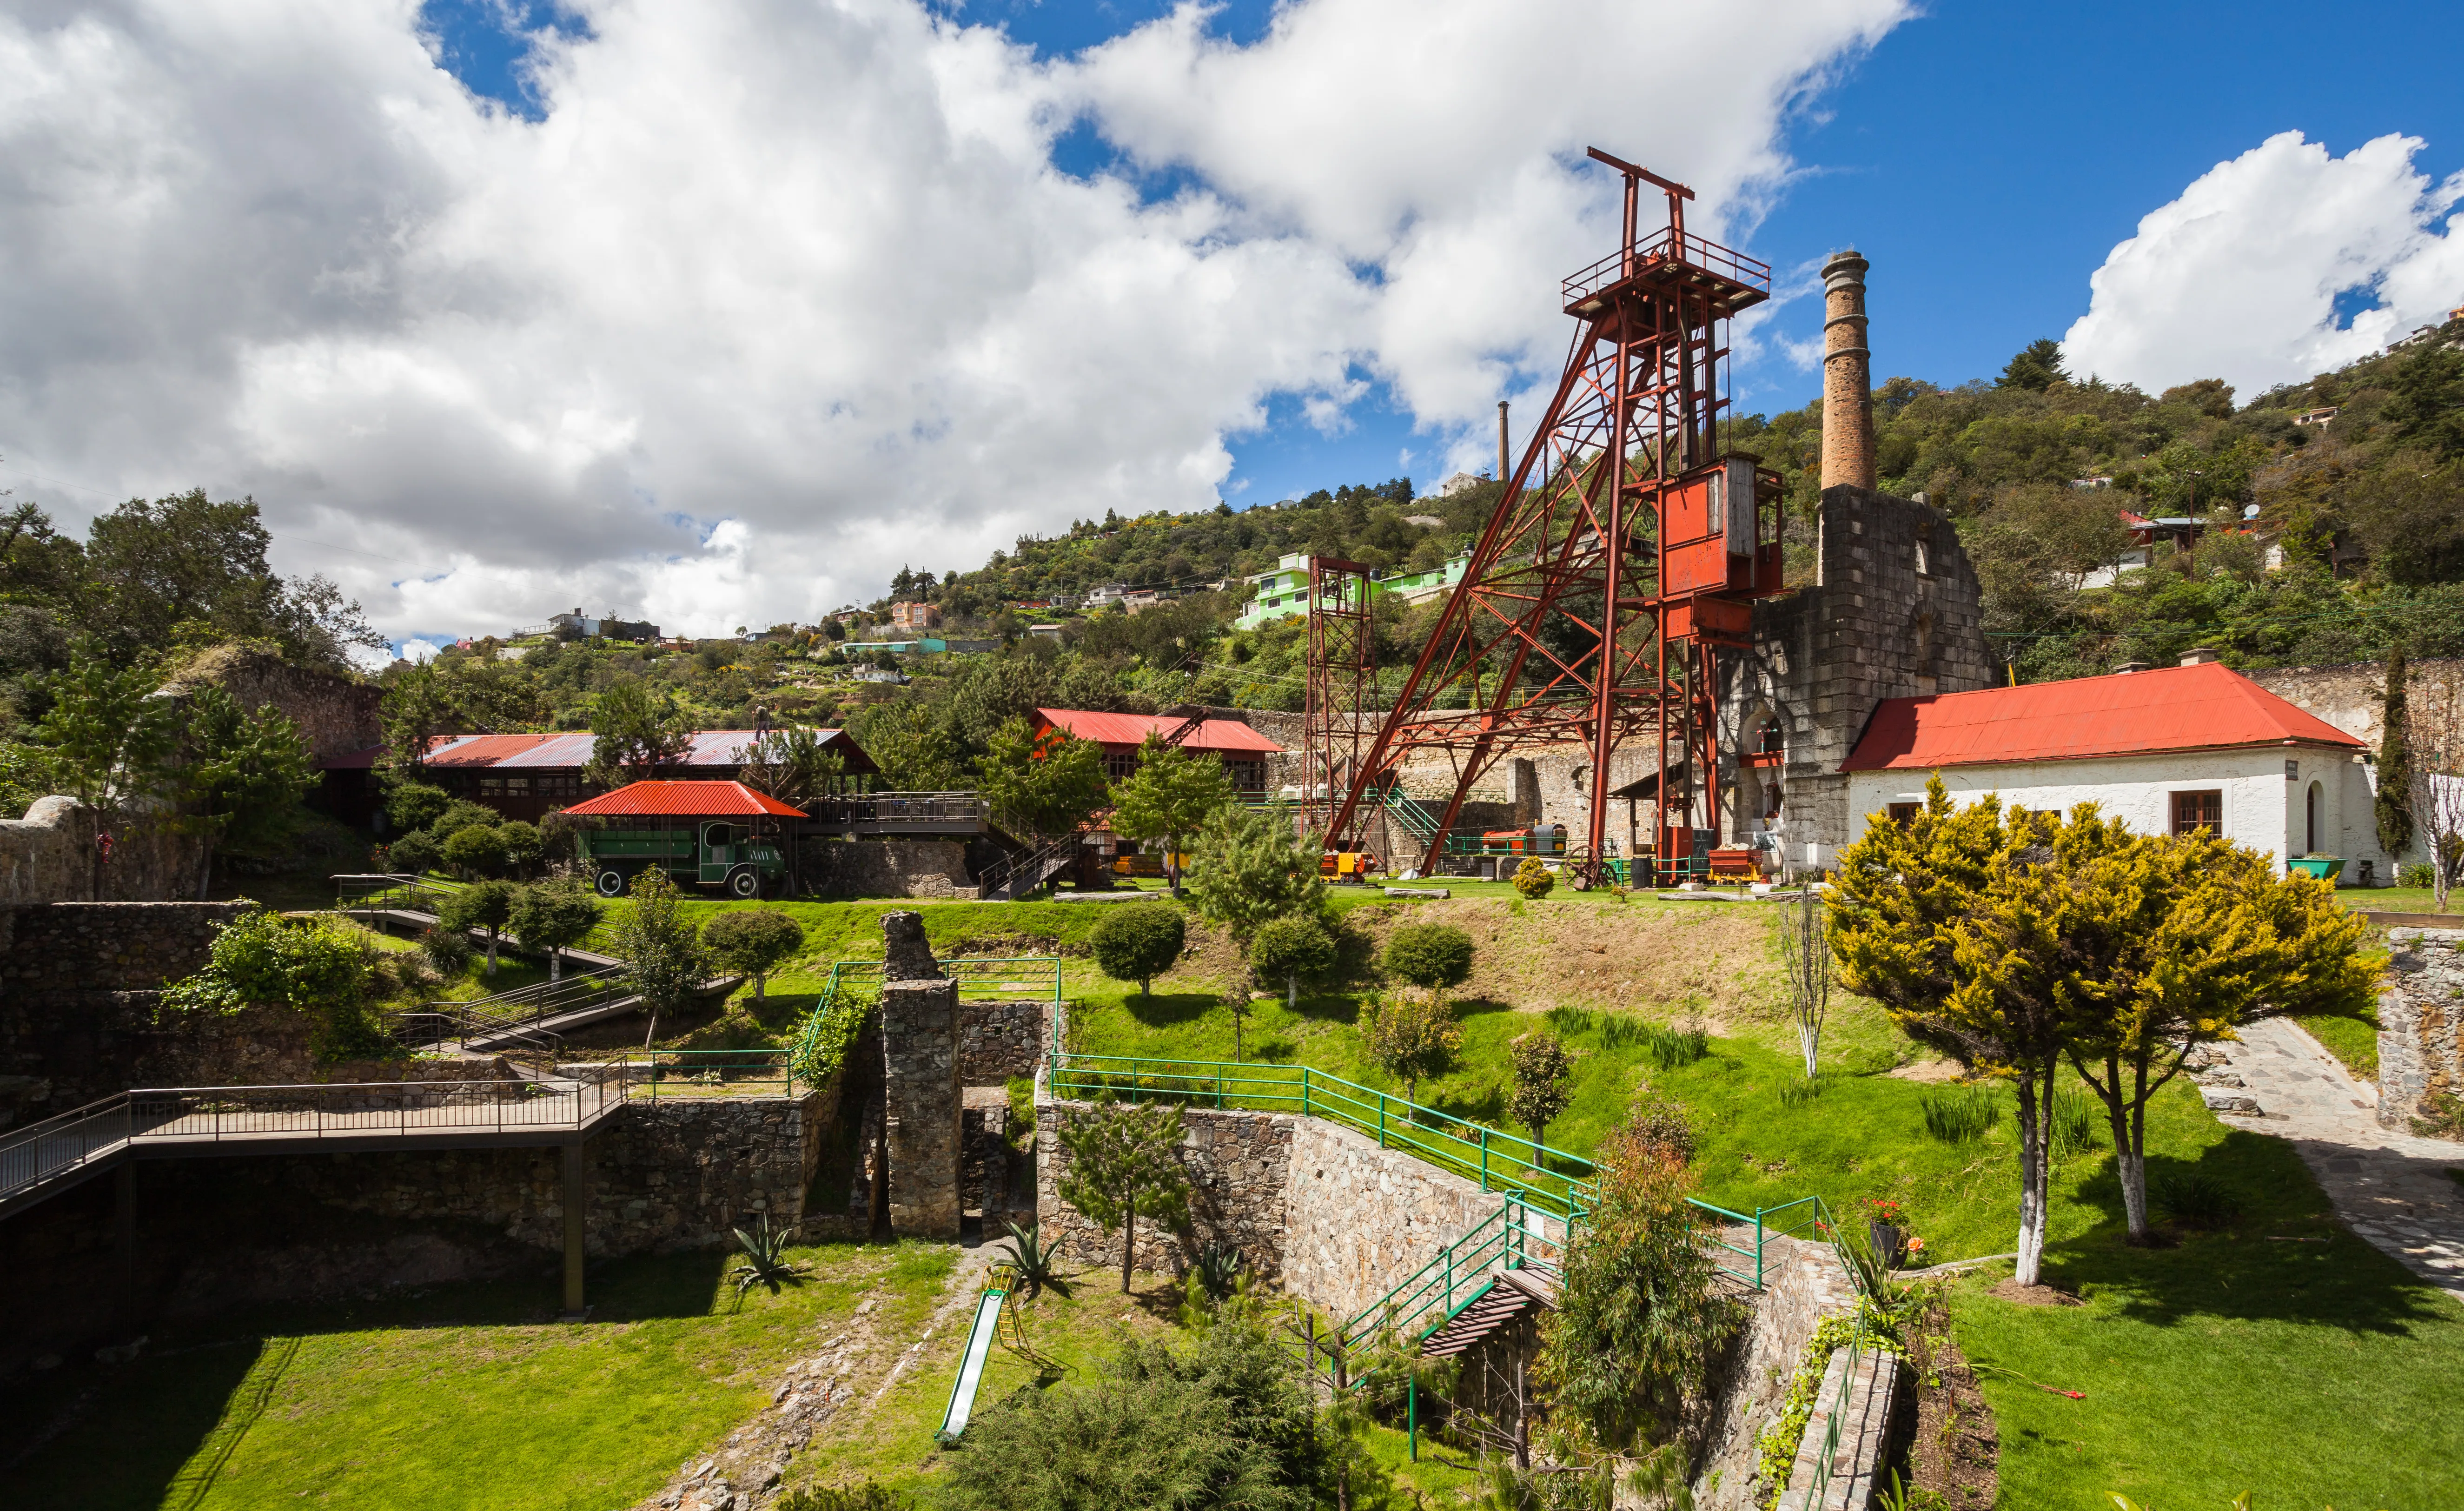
807,791,989,828
978,834,1078,901
389,968,635,1054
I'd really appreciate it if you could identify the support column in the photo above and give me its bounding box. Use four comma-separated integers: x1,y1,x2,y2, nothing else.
880,976,963,1239
562,1139,589,1317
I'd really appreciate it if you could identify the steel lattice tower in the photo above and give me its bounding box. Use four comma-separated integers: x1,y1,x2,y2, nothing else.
1318,150,1785,885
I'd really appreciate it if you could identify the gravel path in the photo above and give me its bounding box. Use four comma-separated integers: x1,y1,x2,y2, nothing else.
2197,1017,2464,1302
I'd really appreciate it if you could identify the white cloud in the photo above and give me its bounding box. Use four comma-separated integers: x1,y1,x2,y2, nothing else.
0,0,1908,640
2063,131,2464,397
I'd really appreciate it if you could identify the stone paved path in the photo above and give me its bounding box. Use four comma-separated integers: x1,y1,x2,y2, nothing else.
2199,1017,2464,1301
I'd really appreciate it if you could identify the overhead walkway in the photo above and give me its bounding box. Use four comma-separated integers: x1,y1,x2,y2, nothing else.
0,1074,629,1311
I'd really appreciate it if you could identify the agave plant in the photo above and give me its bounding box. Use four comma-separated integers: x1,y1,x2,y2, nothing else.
1192,1242,1249,1302
729,1213,808,1301
1002,1220,1073,1299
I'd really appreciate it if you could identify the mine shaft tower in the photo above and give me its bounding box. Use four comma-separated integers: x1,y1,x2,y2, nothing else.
1317,149,1785,885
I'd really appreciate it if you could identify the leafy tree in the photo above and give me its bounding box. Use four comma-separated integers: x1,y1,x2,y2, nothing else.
498,820,543,877
1381,922,1474,1005
1506,1031,1573,1158
81,490,381,672
2384,338,2464,459
426,798,499,840
385,779,451,835
1187,807,1325,945
441,822,509,879
509,880,604,981
1090,904,1186,1004
2037,811,2373,1241
38,656,177,897
585,679,693,787
739,726,845,807
1826,778,2084,1286
168,685,314,900
980,717,1109,841
1248,915,1335,1012
1535,1099,1742,1456
702,908,806,1000
1107,733,1236,894
1509,856,1553,899
438,878,519,975
611,866,706,1042
1056,1098,1191,1293
850,700,961,792
1996,338,2069,391
2379,649,2415,859
1362,994,1460,1106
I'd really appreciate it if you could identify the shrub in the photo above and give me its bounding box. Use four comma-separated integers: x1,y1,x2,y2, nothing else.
1090,904,1186,1003
775,1484,914,1511
386,828,441,875
1248,915,1336,1006
610,867,707,1037
702,908,806,1000
1638,1022,1708,1069
1362,993,1460,1105
1511,856,1554,899
441,822,508,878
425,798,500,839
2401,861,2437,889
1381,922,1474,998
417,923,474,974
497,820,544,876
159,910,391,1062
384,780,450,835
2153,1171,2242,1228
1507,1031,1572,1153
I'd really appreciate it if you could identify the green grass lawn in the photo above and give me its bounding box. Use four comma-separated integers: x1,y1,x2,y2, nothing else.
0,1242,954,1511
2336,885,2456,915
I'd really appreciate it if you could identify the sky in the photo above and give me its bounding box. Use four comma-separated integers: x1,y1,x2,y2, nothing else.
3,0,2463,657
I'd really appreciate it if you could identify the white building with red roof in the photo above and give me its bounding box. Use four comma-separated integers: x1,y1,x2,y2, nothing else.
1840,658,2381,880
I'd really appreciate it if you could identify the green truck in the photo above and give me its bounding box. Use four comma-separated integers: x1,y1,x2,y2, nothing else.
577,820,788,899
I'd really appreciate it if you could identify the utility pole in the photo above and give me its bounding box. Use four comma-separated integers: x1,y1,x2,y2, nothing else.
1497,400,1509,483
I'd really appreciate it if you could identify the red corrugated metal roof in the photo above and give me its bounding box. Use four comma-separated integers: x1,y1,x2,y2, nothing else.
1034,708,1284,754
556,781,807,818
1841,662,2364,772
416,728,875,774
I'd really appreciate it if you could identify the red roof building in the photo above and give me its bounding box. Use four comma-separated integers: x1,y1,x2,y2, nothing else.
1031,708,1283,792
326,727,878,825
559,781,808,819
1839,662,2372,879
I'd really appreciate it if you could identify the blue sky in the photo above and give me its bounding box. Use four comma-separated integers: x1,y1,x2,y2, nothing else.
416,0,2464,512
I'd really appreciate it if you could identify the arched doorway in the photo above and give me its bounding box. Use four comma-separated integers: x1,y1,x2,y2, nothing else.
2305,780,2323,855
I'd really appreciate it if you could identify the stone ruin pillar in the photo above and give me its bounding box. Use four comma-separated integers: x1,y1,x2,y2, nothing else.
877,911,961,1238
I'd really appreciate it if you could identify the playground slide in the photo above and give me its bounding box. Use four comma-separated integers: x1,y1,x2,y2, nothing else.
936,1285,1008,1443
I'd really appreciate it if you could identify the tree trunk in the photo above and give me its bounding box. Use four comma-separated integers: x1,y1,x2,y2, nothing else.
1798,1018,1820,1079
2014,1067,2050,1286
195,839,216,903
1121,1200,1136,1293
484,929,500,975
549,948,563,983
754,973,766,1001
1287,973,1297,1008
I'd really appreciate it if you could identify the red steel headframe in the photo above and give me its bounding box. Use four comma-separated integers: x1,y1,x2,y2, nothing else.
1318,151,1783,885
1301,556,1377,838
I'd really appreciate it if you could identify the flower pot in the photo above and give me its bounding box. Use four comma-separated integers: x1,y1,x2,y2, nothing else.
1868,1221,1906,1267
2288,857,2339,881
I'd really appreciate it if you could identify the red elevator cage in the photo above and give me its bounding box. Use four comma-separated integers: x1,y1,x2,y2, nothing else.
1317,150,1785,886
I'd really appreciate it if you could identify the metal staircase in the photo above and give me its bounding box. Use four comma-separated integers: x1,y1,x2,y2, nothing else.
977,833,1079,901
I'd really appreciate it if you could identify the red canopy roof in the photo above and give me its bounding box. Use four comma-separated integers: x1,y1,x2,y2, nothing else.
1034,708,1283,754
556,781,806,818
1841,662,2364,772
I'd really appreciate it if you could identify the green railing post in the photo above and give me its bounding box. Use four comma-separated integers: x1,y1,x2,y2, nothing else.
1215,1068,1223,1109
1755,1208,1767,1290
1479,1126,1489,1192
1444,1246,1453,1312
1377,1093,1387,1149
1301,1071,1311,1120
1408,1377,1417,1462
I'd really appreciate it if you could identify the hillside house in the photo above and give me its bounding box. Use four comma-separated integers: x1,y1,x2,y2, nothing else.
890,601,942,630
340,728,880,826
1840,659,2375,880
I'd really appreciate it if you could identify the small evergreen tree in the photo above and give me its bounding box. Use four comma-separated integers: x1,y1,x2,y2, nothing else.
1996,337,2069,392
497,819,543,879
386,828,441,876
702,908,806,1000
1056,1099,1191,1292
1248,915,1336,1011
1510,856,1553,899
441,822,509,879
2379,649,2416,862
438,878,519,975
1090,904,1186,1003
1187,807,1325,945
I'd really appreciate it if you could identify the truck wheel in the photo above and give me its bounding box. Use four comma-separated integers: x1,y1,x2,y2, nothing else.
595,868,627,898
726,866,760,899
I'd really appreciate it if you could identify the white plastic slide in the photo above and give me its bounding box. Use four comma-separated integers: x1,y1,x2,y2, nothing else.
936,1285,1007,1443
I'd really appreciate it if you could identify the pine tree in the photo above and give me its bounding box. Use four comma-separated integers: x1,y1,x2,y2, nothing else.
2379,649,2415,861
1995,338,2069,391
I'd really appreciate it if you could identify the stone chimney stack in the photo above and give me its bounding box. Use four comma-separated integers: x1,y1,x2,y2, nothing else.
1820,249,1876,491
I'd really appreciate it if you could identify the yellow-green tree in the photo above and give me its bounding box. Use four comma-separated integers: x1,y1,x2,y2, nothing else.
2038,814,2373,1242
1828,779,2070,1285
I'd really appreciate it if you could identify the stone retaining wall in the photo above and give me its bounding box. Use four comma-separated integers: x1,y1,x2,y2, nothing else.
959,997,1046,1083
1695,1234,1860,1509
2378,926,2464,1131
0,901,265,1124
1280,1116,1500,1322
802,840,976,899
1035,1095,1296,1280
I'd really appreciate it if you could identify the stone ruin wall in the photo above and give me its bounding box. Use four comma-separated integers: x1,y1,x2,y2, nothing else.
157,645,384,763
2378,926,2464,1131
802,839,977,899
958,996,1047,1083
1033,1095,1297,1283
0,797,207,906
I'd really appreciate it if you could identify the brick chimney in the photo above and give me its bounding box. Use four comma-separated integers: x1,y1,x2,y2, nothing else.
1820,249,1875,491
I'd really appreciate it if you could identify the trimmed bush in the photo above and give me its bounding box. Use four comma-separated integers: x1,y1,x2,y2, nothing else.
1512,856,1554,899
1091,904,1186,1002
1382,922,1474,996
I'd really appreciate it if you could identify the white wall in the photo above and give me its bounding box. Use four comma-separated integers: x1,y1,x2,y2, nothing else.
1843,742,2376,878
